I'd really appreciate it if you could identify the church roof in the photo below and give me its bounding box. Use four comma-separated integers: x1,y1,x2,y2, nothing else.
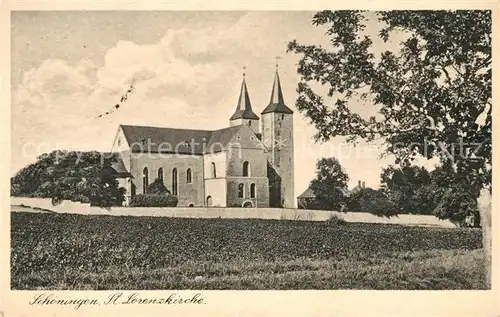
206,125,243,152
120,124,246,154
229,78,260,121
261,71,294,115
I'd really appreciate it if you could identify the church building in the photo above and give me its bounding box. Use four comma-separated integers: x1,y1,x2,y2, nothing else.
110,70,294,208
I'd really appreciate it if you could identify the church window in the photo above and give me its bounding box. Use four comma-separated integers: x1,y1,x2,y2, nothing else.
243,161,250,177
186,168,192,183
158,168,163,182
142,167,149,194
172,168,178,196
238,183,244,198
117,138,121,146
250,183,256,198
281,114,285,120
248,120,252,126
211,162,216,178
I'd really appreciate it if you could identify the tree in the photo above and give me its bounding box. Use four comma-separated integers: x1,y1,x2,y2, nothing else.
11,150,126,207
380,164,433,214
426,159,482,227
288,9,492,285
310,157,349,210
288,10,491,208
288,11,490,163
348,187,398,217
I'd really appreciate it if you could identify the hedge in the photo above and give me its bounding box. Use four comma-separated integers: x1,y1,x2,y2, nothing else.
130,194,178,207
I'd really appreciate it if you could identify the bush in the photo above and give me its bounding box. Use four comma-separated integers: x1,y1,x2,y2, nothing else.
130,194,178,207
325,214,347,226
147,178,170,195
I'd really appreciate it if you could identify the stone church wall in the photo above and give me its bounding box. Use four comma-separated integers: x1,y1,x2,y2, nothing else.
226,177,269,207
204,178,227,207
226,147,267,178
129,152,205,207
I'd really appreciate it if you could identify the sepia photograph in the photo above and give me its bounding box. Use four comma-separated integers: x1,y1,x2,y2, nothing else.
9,9,493,292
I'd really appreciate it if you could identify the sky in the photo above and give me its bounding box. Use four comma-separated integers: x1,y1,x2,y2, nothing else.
11,11,438,197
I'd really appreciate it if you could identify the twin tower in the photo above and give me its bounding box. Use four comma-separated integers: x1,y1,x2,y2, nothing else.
229,70,295,208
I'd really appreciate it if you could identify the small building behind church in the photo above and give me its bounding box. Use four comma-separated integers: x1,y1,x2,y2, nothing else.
110,70,295,208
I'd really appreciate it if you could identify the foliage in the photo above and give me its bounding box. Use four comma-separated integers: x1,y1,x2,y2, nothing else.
11,212,483,290
288,10,492,222
147,178,170,195
427,160,481,227
380,164,433,214
310,157,349,210
325,214,347,225
348,187,398,217
130,194,178,207
380,160,482,226
10,150,126,207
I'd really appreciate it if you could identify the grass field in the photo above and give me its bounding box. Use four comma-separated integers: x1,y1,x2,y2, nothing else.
11,211,486,290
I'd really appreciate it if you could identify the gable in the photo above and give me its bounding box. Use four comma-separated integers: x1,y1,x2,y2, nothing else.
110,126,130,153
205,125,242,153
227,124,266,150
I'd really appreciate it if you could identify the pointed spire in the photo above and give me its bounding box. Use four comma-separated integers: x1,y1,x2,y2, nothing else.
269,70,285,105
230,71,259,121
262,68,293,115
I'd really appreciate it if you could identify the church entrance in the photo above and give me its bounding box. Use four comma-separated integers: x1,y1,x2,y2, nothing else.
242,201,253,208
206,196,212,207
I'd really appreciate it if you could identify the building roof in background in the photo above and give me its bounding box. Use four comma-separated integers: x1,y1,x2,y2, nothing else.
297,186,351,199
297,186,315,199
111,157,132,177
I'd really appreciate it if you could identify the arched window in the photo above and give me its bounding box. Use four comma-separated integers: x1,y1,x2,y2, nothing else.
172,168,178,196
250,183,256,198
211,162,216,178
142,167,149,194
243,161,250,177
238,183,244,198
248,120,252,126
158,167,163,182
186,168,192,183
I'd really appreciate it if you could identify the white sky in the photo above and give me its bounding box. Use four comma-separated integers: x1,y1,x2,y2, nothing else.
11,11,438,197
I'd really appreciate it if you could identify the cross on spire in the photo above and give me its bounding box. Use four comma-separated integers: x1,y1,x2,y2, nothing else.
242,66,247,77
275,56,281,70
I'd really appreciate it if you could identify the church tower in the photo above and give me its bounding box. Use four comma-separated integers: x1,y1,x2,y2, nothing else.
229,74,260,134
261,70,295,208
